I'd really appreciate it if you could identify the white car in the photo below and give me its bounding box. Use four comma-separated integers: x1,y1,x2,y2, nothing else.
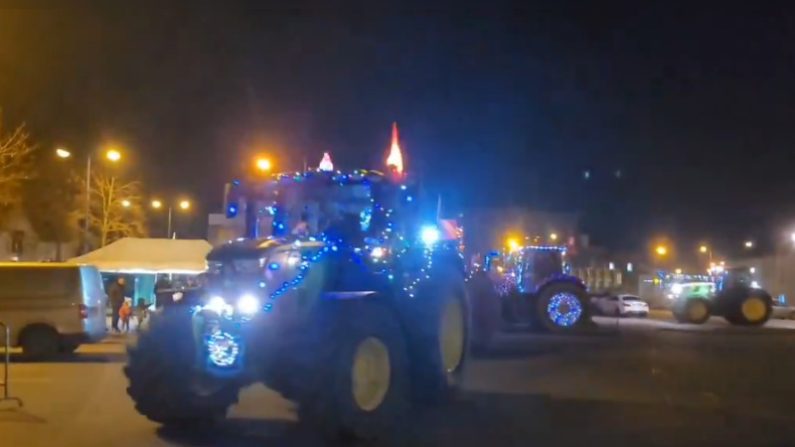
595,294,650,317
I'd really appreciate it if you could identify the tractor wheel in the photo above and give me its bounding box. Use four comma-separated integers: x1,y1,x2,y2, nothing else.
409,273,469,403
468,273,500,354
534,282,589,332
125,308,240,427
724,291,772,326
673,298,711,324
296,300,410,440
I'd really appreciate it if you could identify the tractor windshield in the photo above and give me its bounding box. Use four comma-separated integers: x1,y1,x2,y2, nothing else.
270,181,374,239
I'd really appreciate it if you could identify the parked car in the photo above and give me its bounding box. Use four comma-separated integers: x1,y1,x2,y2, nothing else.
0,263,107,359
594,294,650,317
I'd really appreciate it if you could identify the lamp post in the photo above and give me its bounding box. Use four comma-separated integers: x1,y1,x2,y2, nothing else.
55,146,121,252
151,198,190,238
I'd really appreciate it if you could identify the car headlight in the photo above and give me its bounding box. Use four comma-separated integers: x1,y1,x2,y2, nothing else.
671,284,683,295
236,293,261,315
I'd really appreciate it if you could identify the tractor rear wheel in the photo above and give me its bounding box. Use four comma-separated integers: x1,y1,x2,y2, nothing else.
410,274,469,403
724,291,772,326
468,272,500,354
534,282,589,332
296,300,410,440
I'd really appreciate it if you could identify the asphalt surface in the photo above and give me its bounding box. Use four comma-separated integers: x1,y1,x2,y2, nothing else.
4,313,795,446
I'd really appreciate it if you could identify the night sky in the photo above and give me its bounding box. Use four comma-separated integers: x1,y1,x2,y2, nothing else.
2,3,795,254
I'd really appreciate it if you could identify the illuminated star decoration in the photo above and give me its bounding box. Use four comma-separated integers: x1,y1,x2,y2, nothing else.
386,122,404,176
318,151,334,172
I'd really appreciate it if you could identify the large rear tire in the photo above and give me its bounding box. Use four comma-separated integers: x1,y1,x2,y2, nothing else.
124,308,240,426
296,300,410,440
534,282,589,332
673,298,711,324
410,273,469,403
468,272,500,354
723,290,772,326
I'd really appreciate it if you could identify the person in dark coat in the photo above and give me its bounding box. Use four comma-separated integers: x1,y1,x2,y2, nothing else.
108,277,126,332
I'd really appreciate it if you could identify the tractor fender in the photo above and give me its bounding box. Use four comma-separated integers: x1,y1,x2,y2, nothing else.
536,274,586,295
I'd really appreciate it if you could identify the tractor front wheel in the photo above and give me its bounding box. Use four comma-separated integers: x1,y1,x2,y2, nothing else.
673,298,711,324
125,308,240,427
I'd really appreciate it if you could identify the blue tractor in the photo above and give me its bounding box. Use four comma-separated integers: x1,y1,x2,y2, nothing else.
468,246,590,350
125,168,469,439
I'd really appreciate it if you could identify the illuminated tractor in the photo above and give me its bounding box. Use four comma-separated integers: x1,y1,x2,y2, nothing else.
671,267,772,325
124,132,470,440
468,246,590,349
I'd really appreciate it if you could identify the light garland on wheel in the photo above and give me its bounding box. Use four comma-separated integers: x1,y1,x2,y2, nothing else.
546,292,583,327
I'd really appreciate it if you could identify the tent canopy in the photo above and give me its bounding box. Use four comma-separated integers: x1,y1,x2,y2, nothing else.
69,237,212,273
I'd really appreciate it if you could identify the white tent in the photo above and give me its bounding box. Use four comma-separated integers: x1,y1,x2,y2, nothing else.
68,237,212,273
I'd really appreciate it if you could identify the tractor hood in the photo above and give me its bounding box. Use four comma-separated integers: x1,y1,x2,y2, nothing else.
206,238,283,262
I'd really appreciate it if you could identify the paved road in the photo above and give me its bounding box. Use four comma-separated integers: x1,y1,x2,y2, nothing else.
4,314,795,446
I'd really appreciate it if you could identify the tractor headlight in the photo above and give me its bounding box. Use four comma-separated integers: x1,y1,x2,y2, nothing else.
205,296,233,315
236,293,261,315
670,284,683,296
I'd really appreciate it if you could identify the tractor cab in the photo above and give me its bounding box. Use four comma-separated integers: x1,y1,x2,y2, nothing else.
207,169,420,291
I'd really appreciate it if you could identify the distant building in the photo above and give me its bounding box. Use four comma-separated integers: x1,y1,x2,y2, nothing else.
207,213,246,246
0,208,78,261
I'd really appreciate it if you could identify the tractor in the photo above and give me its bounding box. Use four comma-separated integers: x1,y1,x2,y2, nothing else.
671,267,772,325
124,165,469,439
468,245,590,350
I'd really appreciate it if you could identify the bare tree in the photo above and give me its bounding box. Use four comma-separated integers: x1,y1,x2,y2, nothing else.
86,172,147,247
0,122,36,207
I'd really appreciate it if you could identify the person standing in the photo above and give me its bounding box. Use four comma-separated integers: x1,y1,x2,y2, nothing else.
108,277,126,332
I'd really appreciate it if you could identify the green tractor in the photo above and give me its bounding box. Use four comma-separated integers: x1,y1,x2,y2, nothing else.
124,165,469,439
671,267,772,325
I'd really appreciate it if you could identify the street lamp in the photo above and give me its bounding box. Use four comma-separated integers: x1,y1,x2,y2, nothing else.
744,240,754,249
106,149,122,162
699,245,708,253
506,237,521,252
120,199,131,208
151,198,191,238
549,232,558,242
255,157,272,173
55,146,122,252
655,245,668,256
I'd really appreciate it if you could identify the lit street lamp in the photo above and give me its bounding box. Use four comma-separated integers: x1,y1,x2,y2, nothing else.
549,232,558,242
744,240,754,249
120,199,131,208
655,245,668,256
151,198,191,238
255,156,272,173
55,146,122,252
